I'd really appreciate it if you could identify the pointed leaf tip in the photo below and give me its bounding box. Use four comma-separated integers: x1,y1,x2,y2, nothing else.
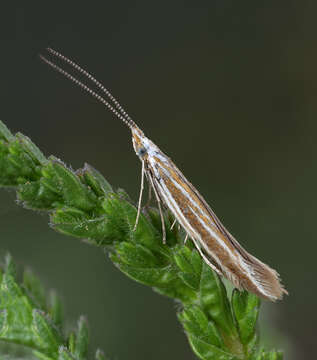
74,315,89,359
0,121,15,142
232,289,260,347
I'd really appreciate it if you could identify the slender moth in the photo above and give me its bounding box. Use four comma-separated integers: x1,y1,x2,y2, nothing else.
40,48,287,301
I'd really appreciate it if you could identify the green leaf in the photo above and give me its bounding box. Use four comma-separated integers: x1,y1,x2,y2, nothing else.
79,163,113,197
51,160,97,212
73,316,89,360
0,255,106,359
179,306,238,360
0,120,15,142
18,181,60,210
5,254,17,279
111,252,174,287
51,207,110,246
153,278,197,302
16,133,47,166
68,332,76,354
0,274,33,347
174,246,202,291
7,141,38,180
41,161,63,196
199,263,235,336
232,289,260,348
102,194,159,249
0,136,39,187
23,269,47,310
179,305,224,349
114,242,162,268
186,336,238,360
32,309,62,355
49,291,63,329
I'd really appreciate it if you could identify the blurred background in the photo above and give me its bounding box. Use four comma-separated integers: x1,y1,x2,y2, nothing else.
0,2,315,359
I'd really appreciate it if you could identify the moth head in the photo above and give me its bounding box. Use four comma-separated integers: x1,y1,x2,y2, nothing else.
132,127,149,160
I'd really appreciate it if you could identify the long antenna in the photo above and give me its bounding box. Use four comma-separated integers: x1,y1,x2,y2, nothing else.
39,49,137,130
45,48,133,123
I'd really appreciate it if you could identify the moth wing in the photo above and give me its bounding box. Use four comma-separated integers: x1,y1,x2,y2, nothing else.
172,166,287,300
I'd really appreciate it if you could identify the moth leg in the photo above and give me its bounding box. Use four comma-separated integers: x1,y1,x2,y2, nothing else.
133,161,145,231
184,233,189,244
148,173,166,244
157,201,166,244
145,181,152,208
170,219,177,230
192,239,222,276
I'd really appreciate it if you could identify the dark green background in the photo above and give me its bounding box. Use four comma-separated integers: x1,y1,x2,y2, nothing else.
0,2,315,359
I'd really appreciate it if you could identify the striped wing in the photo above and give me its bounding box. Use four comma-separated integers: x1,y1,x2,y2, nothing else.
145,149,287,301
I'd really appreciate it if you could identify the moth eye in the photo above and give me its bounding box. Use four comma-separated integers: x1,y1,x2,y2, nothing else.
138,147,147,157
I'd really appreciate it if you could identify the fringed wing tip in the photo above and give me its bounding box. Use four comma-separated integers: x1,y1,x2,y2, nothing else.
245,256,288,301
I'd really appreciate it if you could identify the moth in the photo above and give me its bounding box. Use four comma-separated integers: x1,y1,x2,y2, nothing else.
40,48,287,301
